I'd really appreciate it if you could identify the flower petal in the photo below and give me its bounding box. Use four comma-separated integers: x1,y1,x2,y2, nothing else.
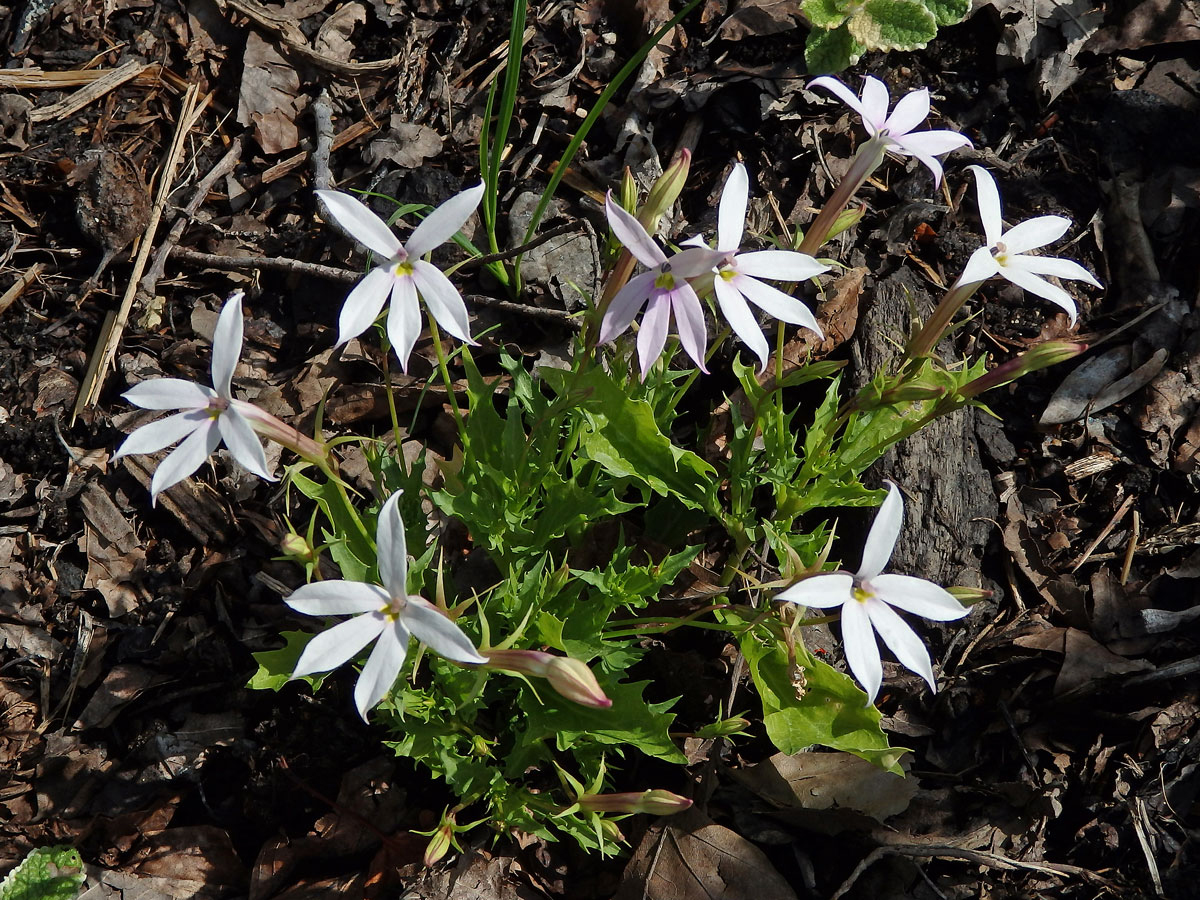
411,260,475,344
291,610,387,677
858,481,904,579
376,492,408,600
402,597,487,664
112,409,206,459
636,291,672,379
809,76,869,122
890,129,972,158
405,182,484,258
1007,253,1101,288
717,162,749,252
286,581,390,616
1000,214,1071,256
667,246,725,278
386,273,422,372
841,597,883,704
968,166,1004,248
354,621,409,719
317,190,402,258
149,419,221,502
883,87,929,136
735,250,829,282
714,277,770,372
123,378,214,410
732,274,823,336
605,192,667,267
338,266,393,344
217,407,275,481
211,291,244,400
671,284,709,373
776,572,854,608
958,245,1001,287
870,575,970,620
598,270,655,344
865,599,937,692
859,76,891,133
998,262,1079,323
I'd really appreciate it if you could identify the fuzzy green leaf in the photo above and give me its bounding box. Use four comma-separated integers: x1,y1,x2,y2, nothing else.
849,0,937,51
804,25,865,75
0,846,85,900
802,0,850,29
922,0,969,26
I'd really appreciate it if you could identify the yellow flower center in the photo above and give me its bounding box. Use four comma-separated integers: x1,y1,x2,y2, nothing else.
852,586,873,603
654,269,677,291
393,259,415,277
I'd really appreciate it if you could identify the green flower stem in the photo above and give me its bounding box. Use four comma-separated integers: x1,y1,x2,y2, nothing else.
426,316,470,458
378,333,410,477
798,138,887,257
602,604,733,639
905,278,984,359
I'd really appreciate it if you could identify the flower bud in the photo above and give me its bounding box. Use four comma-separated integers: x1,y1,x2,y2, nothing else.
480,650,612,708
578,789,692,816
640,148,691,231
423,821,454,868
946,585,993,605
280,532,316,564
694,716,751,739
544,657,612,709
959,342,1086,399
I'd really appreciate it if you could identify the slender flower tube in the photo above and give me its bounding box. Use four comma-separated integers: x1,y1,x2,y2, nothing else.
776,482,970,704
599,192,723,378
480,649,612,708
316,184,484,371
286,492,487,720
113,291,277,504
577,789,692,816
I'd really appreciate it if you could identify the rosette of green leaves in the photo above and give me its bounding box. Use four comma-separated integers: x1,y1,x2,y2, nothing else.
803,0,970,75
0,846,85,900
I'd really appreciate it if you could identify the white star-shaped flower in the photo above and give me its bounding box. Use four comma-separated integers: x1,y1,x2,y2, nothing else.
112,291,275,504
599,192,723,379
809,75,972,187
776,482,970,704
704,162,828,371
959,165,1101,325
316,184,484,370
286,492,487,720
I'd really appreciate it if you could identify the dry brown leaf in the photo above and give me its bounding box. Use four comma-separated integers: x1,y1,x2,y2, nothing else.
313,2,366,62
717,0,805,40
364,116,444,169
616,810,798,900
74,664,164,730
1055,627,1153,696
735,750,917,823
237,32,305,154
1085,0,1200,52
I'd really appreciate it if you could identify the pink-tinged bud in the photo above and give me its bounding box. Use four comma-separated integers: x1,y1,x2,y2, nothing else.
423,818,455,867
959,342,1086,399
480,650,612,708
600,818,625,843
544,657,611,709
231,399,329,467
578,789,692,816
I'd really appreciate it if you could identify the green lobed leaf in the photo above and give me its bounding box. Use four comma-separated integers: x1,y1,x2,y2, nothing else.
518,678,686,765
0,846,85,900
804,24,865,75
541,367,715,510
248,631,329,693
849,0,937,51
723,610,905,774
290,471,372,582
922,0,969,26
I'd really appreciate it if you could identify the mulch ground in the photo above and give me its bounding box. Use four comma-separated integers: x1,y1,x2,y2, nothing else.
1,0,1198,897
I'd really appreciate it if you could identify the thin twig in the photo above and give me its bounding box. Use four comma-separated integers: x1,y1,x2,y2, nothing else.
139,134,245,303
454,221,581,272
830,844,1110,900
166,248,581,327
311,89,335,192
73,84,207,423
